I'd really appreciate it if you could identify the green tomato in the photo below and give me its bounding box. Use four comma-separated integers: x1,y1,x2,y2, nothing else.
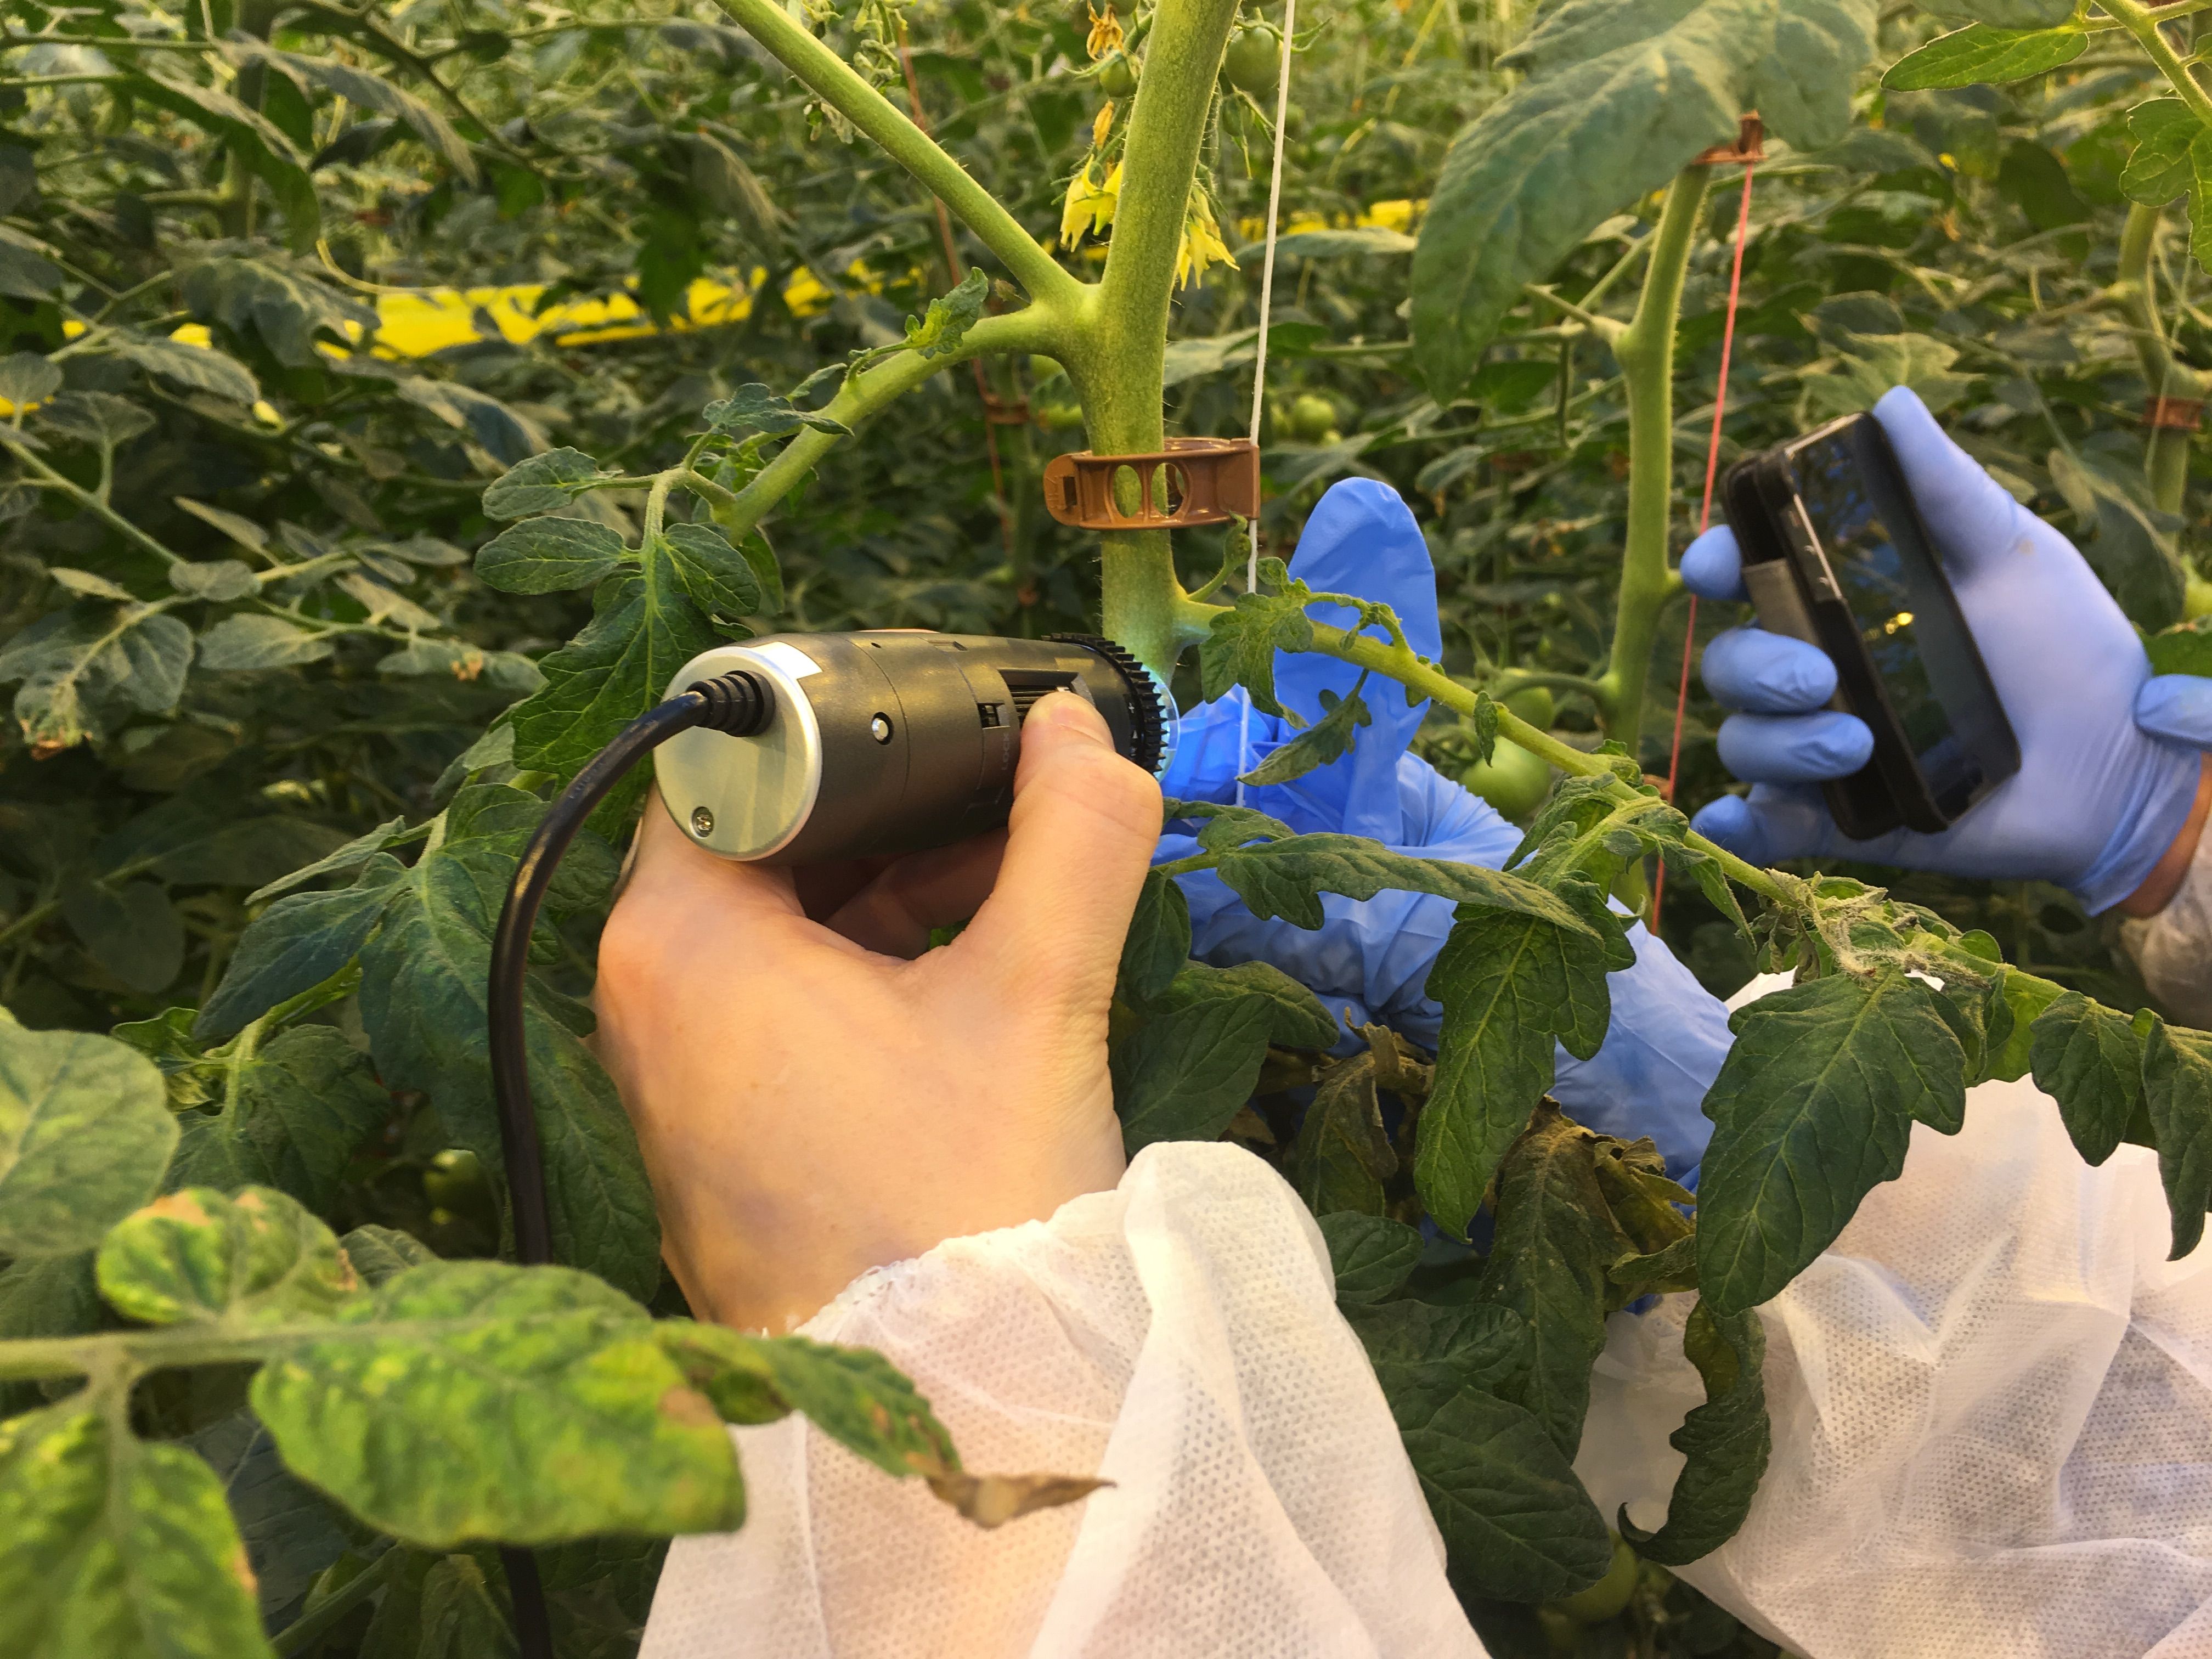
2187,572,2212,620
1220,22,1280,95
1289,393,1336,442
424,1148,488,1209
1536,1607,1581,1656
1097,49,1139,98
1460,737,1553,822
1503,685,1555,729
1548,1533,1640,1626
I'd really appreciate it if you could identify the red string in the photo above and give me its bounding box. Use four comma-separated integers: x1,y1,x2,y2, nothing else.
1650,159,1757,930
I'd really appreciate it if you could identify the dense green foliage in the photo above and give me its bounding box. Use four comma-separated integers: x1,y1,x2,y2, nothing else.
9,0,2212,1653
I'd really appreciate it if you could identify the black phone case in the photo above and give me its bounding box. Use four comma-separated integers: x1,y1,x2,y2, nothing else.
1719,417,2000,841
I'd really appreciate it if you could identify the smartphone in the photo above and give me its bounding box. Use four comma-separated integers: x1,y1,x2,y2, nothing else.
1719,413,2019,840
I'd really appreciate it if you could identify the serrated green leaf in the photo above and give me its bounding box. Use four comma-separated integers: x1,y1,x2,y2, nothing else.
1697,971,1965,1315
1293,1051,1395,1216
354,840,661,1297
1111,971,1277,1150
340,1224,438,1289
61,879,184,995
0,351,60,408
179,256,377,370
902,267,988,359
185,1409,351,1624
702,383,848,439
1881,22,2084,91
252,1261,741,1547
109,334,261,406
132,67,318,250
195,857,403,1041
1157,957,1339,1047
1410,0,1880,398
0,603,194,751
1619,1301,1769,1565
1319,1211,1424,1304
2123,99,2200,208
659,522,765,616
1212,832,1590,934
195,614,336,672
2140,1018,2212,1260
1198,573,1315,718
0,1009,176,1260
1417,906,1618,1237
509,572,725,782
1396,1385,1613,1601
0,240,61,302
166,1027,391,1212
1475,1103,1634,1454
166,560,259,602
2029,991,2146,1166
482,449,610,520
414,1555,516,1659
1347,1298,1531,1421
1240,682,1373,787
0,1406,273,1659
475,516,629,593
245,816,414,906
97,1186,357,1327
1923,0,2072,22
1163,796,1295,852
1119,870,1193,1004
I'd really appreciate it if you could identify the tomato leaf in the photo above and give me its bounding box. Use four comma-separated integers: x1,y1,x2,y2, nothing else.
1410,0,1880,398
1618,1301,1770,1565
1881,22,2084,91
1696,971,1966,1316
0,1011,176,1259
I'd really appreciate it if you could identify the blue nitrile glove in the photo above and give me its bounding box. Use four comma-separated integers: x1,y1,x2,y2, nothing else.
1682,386,2212,912
1155,478,1731,1179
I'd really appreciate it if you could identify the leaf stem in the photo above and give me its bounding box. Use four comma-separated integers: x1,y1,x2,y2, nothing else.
1246,607,1797,904
1598,164,1711,751
270,1543,405,1657
711,0,1084,309
0,430,187,566
2100,0,2212,125
709,309,1052,545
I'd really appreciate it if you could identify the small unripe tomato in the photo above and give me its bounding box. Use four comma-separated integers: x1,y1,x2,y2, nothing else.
424,1148,487,1209
1503,685,1555,729
1461,737,1553,822
1548,1533,1640,1626
1289,393,1336,442
1221,22,1280,95
1097,49,1139,98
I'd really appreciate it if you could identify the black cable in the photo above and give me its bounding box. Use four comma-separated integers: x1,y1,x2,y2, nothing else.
486,669,768,1659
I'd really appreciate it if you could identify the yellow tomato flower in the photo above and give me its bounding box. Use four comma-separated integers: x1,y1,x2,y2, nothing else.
1092,101,1115,149
1175,187,1239,289
1059,159,1121,248
1085,2,1124,60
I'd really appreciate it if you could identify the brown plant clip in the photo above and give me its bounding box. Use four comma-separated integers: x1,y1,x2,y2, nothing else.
1042,437,1261,529
2146,395,2205,431
1695,113,1764,167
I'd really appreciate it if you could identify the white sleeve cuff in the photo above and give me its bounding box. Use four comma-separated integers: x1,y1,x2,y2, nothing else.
640,1139,1485,1659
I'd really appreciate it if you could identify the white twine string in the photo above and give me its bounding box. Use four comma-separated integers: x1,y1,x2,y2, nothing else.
1237,0,1295,808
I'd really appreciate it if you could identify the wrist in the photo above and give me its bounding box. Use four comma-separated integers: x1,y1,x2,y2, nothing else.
2119,754,2212,918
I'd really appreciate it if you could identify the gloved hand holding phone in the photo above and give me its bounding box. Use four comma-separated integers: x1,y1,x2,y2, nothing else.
1685,386,2212,913
1158,479,1731,1180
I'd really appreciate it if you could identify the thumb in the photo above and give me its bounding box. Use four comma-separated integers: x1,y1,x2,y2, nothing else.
957,690,1163,1012
2137,674,2212,750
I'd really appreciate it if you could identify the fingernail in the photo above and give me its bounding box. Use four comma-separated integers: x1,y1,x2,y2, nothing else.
1027,690,1107,742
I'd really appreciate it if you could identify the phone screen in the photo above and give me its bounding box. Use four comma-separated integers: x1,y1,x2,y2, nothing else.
1784,421,2007,818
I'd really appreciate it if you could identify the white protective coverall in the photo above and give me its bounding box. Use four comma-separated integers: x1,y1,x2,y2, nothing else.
639,850,2212,1659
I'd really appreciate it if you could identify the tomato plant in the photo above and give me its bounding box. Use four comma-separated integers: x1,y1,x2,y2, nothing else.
5,0,2212,1654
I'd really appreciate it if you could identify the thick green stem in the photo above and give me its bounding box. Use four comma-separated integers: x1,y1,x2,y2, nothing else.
1598,165,1711,753
2117,201,2204,518
708,311,1054,545
1070,0,1247,679
713,0,1082,309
